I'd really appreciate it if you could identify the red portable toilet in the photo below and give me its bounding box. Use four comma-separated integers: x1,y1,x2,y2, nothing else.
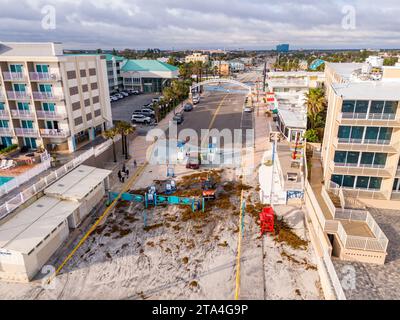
260,207,275,235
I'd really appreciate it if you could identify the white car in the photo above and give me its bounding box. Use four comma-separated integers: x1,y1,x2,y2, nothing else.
244,106,253,113
115,93,124,99
193,96,200,105
110,96,118,102
120,91,129,97
131,114,152,124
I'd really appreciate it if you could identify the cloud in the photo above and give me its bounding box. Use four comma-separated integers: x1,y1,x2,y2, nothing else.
0,0,399,49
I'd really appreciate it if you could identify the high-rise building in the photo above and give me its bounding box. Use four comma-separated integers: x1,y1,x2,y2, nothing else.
276,44,290,53
322,59,400,202
0,42,113,153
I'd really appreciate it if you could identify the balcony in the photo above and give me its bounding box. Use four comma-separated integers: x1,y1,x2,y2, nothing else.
14,128,39,137
0,110,9,119
334,137,399,153
0,92,5,101
331,161,393,178
10,109,35,119
32,91,63,101
36,110,67,120
2,72,27,81
29,72,60,82
338,112,400,127
40,128,70,138
7,91,31,101
0,127,12,136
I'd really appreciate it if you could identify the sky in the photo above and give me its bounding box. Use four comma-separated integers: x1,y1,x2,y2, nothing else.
0,0,399,50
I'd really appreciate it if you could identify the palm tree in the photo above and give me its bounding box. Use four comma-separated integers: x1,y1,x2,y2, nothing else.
102,128,118,163
116,121,136,160
305,88,327,130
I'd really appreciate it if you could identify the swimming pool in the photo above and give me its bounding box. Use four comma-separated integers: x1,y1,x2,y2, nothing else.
0,176,14,186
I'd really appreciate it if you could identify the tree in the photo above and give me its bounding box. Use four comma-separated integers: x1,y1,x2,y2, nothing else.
304,129,320,143
116,121,136,160
305,88,327,130
102,128,118,163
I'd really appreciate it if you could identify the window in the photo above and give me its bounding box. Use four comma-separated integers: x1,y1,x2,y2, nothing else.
89,68,96,76
84,99,90,107
347,152,359,164
91,82,98,90
69,86,79,96
342,100,355,113
370,101,385,114
42,103,55,112
356,176,370,189
369,177,382,190
351,127,364,140
338,126,351,139
72,102,81,111
374,153,387,166
80,69,87,77
74,116,83,126
384,101,397,114
13,83,26,92
365,127,379,140
393,178,400,191
331,175,343,186
343,175,356,188
82,84,88,92
360,152,374,166
21,120,33,128
92,96,99,104
0,102,4,110
355,101,369,114
67,70,76,80
36,64,49,73
94,109,101,117
0,120,9,128
39,84,52,93
86,113,92,121
17,102,29,110
378,127,392,141
334,151,347,163
10,64,23,73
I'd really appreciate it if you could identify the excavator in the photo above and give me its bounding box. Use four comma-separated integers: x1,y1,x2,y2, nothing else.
201,175,217,200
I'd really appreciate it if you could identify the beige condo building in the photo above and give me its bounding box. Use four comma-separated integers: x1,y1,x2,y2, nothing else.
322,60,400,202
185,52,209,64
0,42,112,154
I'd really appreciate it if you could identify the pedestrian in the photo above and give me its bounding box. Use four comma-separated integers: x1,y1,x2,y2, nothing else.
134,160,137,168
121,171,126,183
117,170,122,182
122,164,126,173
126,169,130,178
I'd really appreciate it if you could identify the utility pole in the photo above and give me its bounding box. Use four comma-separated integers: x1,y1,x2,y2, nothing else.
262,60,267,93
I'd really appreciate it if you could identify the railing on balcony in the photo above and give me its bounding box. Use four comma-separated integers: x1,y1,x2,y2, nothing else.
332,161,392,177
10,109,35,119
29,72,60,81
338,137,391,145
36,110,67,120
7,91,31,100
40,128,70,138
2,72,26,81
0,110,9,118
32,91,63,101
341,112,398,121
0,127,12,136
14,128,39,137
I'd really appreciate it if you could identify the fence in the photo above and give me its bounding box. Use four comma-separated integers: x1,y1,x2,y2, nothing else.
0,151,51,197
0,138,116,221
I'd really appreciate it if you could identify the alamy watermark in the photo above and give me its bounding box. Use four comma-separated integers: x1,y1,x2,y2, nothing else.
41,5,56,30
341,5,356,30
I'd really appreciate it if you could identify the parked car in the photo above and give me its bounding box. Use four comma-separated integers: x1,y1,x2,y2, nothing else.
120,91,129,97
184,103,194,112
143,103,154,109
152,97,161,103
173,113,184,125
141,108,155,117
115,93,124,99
244,106,253,113
131,114,152,124
186,155,200,170
110,96,118,102
192,96,200,105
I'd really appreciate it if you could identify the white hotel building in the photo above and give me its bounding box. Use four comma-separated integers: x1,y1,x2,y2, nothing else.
0,42,112,153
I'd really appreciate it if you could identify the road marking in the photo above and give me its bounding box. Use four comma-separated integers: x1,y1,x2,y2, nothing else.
200,93,229,148
51,143,156,281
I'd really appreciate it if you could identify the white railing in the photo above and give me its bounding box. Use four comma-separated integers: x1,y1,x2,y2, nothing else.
0,127,12,135
0,138,116,221
32,92,63,101
0,110,9,118
2,72,26,81
340,112,398,121
40,128,70,138
11,109,35,119
322,251,347,300
29,72,59,81
36,110,67,120
14,128,39,137
7,91,31,100
0,152,51,196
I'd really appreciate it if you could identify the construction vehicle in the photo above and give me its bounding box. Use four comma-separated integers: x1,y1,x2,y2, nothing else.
201,176,217,200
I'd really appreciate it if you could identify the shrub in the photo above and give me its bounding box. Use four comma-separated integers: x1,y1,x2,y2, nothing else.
303,129,319,143
0,144,18,155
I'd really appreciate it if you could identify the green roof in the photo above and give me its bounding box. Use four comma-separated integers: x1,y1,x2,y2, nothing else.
121,60,178,72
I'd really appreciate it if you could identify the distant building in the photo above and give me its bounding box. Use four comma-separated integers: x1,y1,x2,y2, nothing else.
240,57,254,66
276,44,290,53
0,42,113,153
157,57,170,63
299,60,309,71
121,60,179,93
185,53,209,64
211,61,230,77
229,61,245,73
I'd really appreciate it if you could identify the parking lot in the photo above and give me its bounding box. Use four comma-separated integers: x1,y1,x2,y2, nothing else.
110,92,160,123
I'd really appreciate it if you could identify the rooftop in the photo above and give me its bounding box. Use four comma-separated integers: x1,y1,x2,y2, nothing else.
44,165,112,201
65,53,125,62
121,59,179,73
0,42,63,58
0,196,79,254
326,62,365,80
332,81,400,100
